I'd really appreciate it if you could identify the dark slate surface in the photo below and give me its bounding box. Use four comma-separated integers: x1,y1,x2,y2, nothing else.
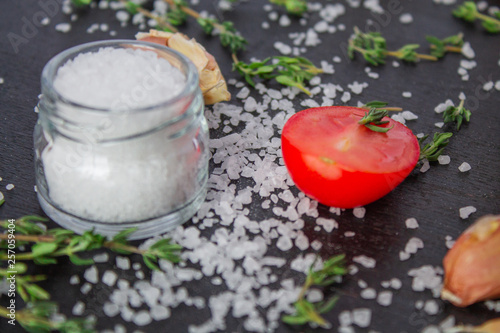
1,1,499,332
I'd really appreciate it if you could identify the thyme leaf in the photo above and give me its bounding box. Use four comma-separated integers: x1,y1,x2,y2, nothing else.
442,99,471,130
419,132,453,164
269,0,308,16
453,1,500,33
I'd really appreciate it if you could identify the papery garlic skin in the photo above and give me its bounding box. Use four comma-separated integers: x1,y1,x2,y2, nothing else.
136,29,231,105
446,318,500,333
442,215,500,307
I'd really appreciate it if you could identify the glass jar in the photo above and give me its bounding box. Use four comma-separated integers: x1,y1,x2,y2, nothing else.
34,40,208,240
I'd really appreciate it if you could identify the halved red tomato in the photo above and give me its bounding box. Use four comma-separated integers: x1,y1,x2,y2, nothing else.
281,106,420,208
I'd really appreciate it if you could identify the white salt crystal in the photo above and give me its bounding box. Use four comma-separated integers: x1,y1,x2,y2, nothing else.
311,240,322,250
483,81,494,91
495,80,500,91
344,231,355,237
381,280,391,288
268,11,278,21
116,10,130,22
352,308,371,328
41,17,50,26
392,60,400,68
133,310,152,326
69,275,80,285
458,162,471,172
348,81,367,95
84,265,98,284
316,217,338,232
360,288,377,299
295,234,309,250
6,184,14,191
314,20,329,33
93,253,109,263
434,122,445,128
402,91,412,98
341,91,352,103
358,280,368,288
150,305,171,320
399,251,410,261
353,255,376,268
261,21,270,29
459,206,476,219
276,235,293,251
434,99,454,113
339,310,353,327
390,278,402,290
420,160,430,173
353,207,366,218
274,41,292,55
405,218,419,229
116,256,131,270
279,15,291,27
445,235,455,249
377,291,393,306
461,42,475,59
402,111,418,120
399,13,413,24
367,71,379,79
103,302,120,317
438,155,451,165
306,289,324,303
459,92,466,100
72,301,85,315
80,282,92,294
405,237,424,254
102,270,118,287
55,23,71,33
460,60,477,70
424,300,439,315
333,56,342,63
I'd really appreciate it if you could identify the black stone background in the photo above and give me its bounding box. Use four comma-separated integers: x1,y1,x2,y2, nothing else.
0,1,499,332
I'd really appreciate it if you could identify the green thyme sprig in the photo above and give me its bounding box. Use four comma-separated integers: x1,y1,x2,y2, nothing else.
0,217,182,271
163,0,248,53
270,0,308,16
348,27,438,65
426,33,464,58
0,263,50,302
418,132,453,164
232,55,323,95
358,101,402,133
0,301,96,333
453,1,500,33
282,254,347,328
442,99,471,130
71,0,92,7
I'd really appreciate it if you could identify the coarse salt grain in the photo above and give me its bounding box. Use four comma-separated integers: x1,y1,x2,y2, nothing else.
459,206,476,219
6,184,14,191
458,162,471,172
438,155,451,165
353,207,366,218
55,23,71,33
405,218,419,229
353,255,376,269
399,13,413,24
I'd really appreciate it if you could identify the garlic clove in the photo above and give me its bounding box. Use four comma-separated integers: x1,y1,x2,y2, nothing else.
136,29,231,105
442,215,500,307
445,318,500,333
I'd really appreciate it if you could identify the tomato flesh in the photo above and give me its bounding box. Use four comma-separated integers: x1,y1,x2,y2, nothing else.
281,106,420,208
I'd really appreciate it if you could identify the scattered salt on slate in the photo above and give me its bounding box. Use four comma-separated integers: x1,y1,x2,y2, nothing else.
40,1,497,331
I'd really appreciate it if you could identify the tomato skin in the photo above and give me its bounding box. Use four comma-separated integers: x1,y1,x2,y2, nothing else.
281,106,420,208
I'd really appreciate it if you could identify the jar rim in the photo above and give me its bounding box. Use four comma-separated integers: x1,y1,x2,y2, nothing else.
41,39,200,113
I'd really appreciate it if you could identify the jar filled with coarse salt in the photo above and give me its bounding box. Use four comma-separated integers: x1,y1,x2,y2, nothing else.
34,40,209,239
